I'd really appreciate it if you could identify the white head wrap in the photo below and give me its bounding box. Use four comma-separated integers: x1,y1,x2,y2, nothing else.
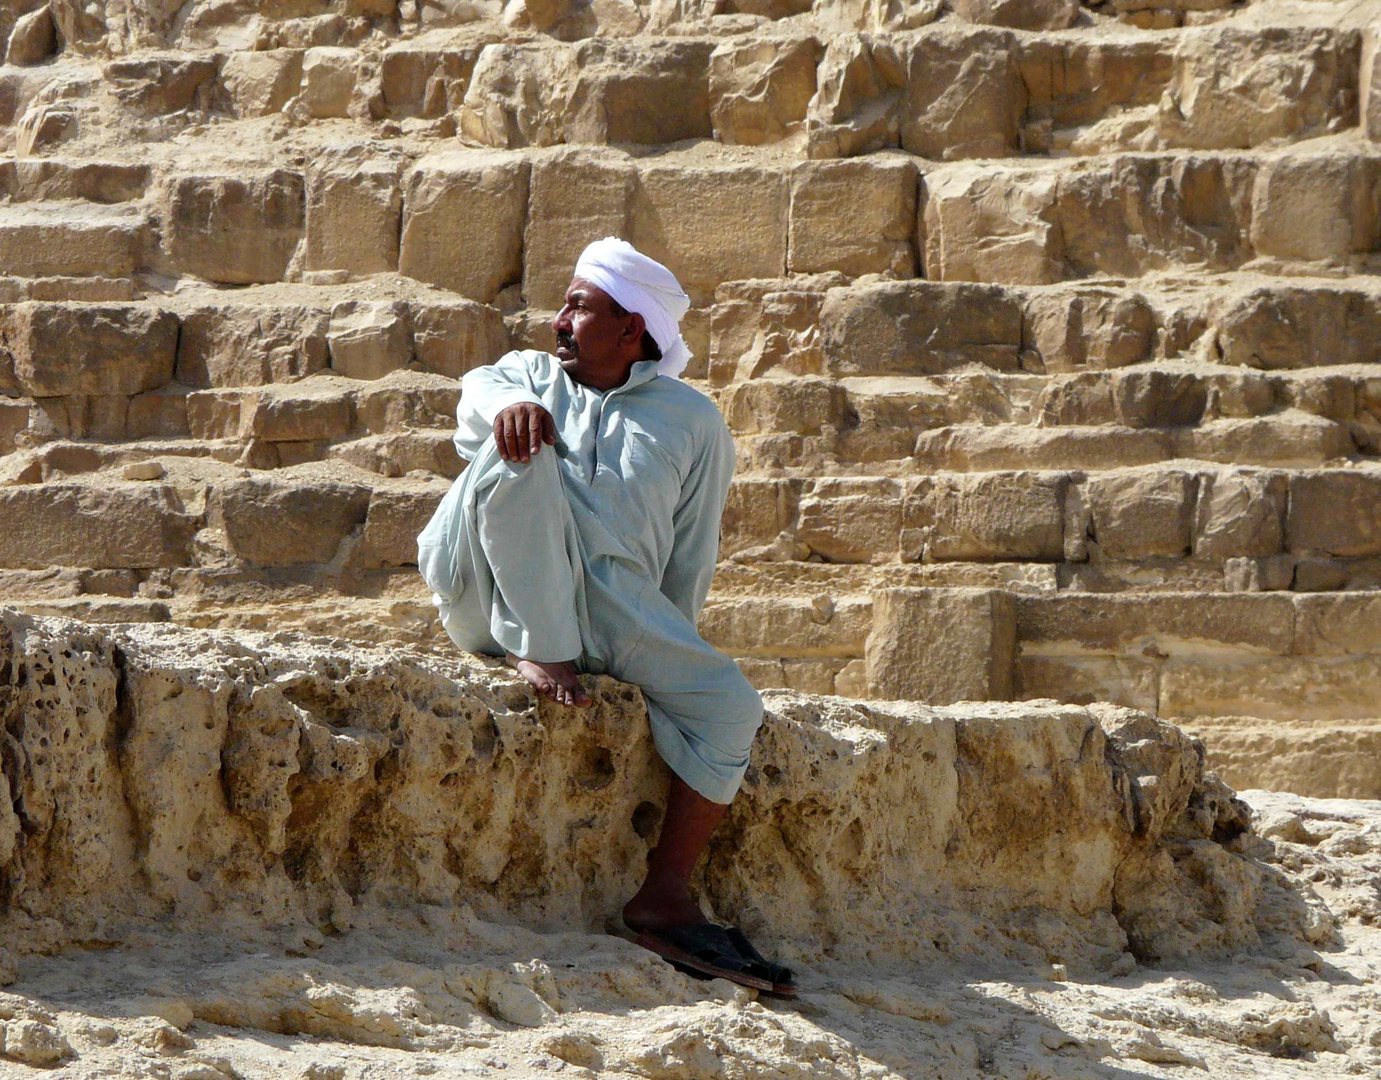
573,237,693,379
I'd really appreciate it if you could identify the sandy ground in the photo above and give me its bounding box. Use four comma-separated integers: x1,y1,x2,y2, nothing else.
0,789,1375,1079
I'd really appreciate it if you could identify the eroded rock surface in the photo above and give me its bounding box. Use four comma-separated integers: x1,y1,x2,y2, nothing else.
0,611,1377,1077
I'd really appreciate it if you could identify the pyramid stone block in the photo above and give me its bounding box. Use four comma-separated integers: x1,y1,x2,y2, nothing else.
867,587,1016,703
400,152,529,302
164,170,305,284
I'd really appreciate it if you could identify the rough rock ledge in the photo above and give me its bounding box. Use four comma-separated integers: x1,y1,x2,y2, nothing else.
1,610,1377,1078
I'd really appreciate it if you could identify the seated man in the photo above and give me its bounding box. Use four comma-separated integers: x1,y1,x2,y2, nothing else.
418,237,794,995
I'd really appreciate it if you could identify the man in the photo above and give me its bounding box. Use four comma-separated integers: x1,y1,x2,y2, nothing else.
418,237,794,996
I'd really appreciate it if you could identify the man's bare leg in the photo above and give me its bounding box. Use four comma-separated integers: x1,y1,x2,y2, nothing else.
622,774,728,931
505,652,592,708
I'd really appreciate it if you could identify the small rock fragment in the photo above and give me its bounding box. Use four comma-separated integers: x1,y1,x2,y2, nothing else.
1,1019,73,1066
122,461,167,481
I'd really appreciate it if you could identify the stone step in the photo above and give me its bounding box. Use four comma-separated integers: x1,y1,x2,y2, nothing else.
1,145,1371,304
0,202,149,278
705,585,1381,717
0,457,449,575
807,279,1381,380
718,366,1380,447
722,465,1381,573
367,25,1365,156
1176,716,1381,801
922,151,1381,284
736,411,1359,473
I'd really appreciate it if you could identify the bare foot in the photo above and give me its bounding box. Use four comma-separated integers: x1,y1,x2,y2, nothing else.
505,652,592,707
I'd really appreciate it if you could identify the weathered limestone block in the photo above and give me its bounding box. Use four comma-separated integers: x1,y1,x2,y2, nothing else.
804,34,905,158
1250,156,1377,265
1056,156,1256,278
1294,593,1381,657
951,0,1077,30
126,387,190,439
567,39,712,144
354,372,459,434
820,281,1023,375
211,476,371,566
1213,287,1381,370
411,300,510,379
1086,470,1196,559
709,36,819,145
719,376,845,436
814,0,942,32
700,596,872,658
1193,469,1285,559
788,157,917,277
909,472,1066,561
328,301,412,380
458,44,575,148
1183,718,1381,800
523,152,636,309
8,159,151,203
923,166,1061,284
3,303,177,396
866,587,1015,703
379,45,480,118
14,102,80,158
1108,368,1209,428
400,152,529,302
629,163,787,299
1161,657,1381,724
0,203,146,277
1017,37,1171,155
305,157,402,275
175,304,330,388
840,373,1010,463
1159,29,1360,150
900,28,1023,160
164,170,305,285
235,382,354,444
709,277,835,384
719,477,801,557
355,482,449,569
795,477,903,562
301,46,358,118
218,50,303,118
330,431,463,479
1286,471,1381,557
1016,653,1159,713
6,6,55,66
1023,288,1156,372
0,484,197,569
1016,593,1297,657
105,56,217,115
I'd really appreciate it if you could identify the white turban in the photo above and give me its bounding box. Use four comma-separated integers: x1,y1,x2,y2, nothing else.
573,237,693,379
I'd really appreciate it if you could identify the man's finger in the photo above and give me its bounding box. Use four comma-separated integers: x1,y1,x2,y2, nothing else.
502,413,520,461
527,412,542,456
542,411,557,446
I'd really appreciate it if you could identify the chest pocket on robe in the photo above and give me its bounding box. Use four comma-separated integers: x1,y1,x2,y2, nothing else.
614,423,689,553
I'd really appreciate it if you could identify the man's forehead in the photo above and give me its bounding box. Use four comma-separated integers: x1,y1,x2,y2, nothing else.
565,278,613,305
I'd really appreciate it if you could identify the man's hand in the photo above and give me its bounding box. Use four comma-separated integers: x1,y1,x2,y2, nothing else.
494,402,557,463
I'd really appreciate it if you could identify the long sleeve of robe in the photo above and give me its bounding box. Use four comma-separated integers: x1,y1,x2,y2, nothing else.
417,350,761,804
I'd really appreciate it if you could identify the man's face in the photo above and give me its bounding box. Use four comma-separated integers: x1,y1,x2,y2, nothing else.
552,278,641,389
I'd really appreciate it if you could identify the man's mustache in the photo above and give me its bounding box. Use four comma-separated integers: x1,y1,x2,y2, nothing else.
556,331,577,353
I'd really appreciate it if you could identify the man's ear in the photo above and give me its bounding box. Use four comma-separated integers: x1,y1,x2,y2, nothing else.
623,311,646,346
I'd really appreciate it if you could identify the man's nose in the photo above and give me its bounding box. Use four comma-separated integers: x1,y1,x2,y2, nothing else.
552,308,571,334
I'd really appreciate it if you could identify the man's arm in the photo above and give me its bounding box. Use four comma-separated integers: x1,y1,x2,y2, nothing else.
455,351,555,462
660,415,736,624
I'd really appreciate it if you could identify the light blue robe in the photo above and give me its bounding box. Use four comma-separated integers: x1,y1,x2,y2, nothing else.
418,350,763,804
